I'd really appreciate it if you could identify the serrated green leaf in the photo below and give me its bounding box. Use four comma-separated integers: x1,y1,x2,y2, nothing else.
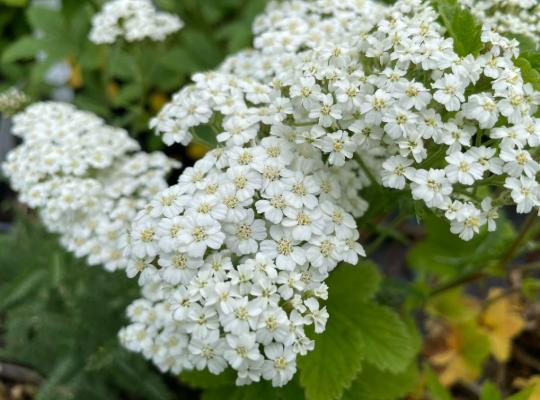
298,263,416,400
298,265,374,400
355,303,416,373
342,362,418,400
335,262,382,303
432,0,483,56
299,310,365,400
201,382,276,400
341,363,418,400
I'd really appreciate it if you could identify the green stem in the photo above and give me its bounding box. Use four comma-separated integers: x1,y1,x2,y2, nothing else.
428,212,539,297
366,214,411,255
498,212,538,269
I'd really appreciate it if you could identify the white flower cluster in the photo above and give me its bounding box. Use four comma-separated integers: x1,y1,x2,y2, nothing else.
357,2,540,240
463,0,540,41
2,102,177,271
120,139,368,386
89,0,183,44
122,1,384,385
5,0,539,390
150,0,386,146
154,0,540,242
0,87,30,117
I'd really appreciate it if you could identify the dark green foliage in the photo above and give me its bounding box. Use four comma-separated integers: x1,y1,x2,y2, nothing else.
0,217,178,400
432,0,483,57
0,0,267,142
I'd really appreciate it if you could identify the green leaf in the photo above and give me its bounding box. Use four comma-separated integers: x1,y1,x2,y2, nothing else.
180,368,236,389
432,0,483,57
355,303,416,373
507,386,534,400
298,265,377,400
2,35,43,63
26,6,64,34
342,362,419,400
299,263,415,400
515,56,540,91
425,367,452,400
480,382,502,400
113,83,143,107
299,310,366,400
334,261,382,303
107,49,135,80
407,214,515,279
0,269,48,311
0,0,27,7
202,382,277,400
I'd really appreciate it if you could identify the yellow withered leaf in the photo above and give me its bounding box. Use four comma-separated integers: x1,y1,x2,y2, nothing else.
478,288,525,362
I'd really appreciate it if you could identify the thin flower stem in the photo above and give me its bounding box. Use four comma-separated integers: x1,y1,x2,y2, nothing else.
429,213,539,298
366,214,411,255
498,212,538,269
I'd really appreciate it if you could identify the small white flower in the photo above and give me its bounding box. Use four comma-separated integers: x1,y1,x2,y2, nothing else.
433,74,466,111
315,130,356,166
381,156,414,189
224,209,267,255
462,93,499,128
410,169,452,208
445,151,484,185
178,213,225,257
504,176,540,213
262,343,297,387
224,334,261,370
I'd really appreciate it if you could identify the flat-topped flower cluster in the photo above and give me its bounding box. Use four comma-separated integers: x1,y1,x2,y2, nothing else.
120,137,367,386
89,0,183,44
2,102,176,271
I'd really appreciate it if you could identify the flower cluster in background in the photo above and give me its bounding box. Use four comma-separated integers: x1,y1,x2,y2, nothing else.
0,87,30,117
463,0,540,41
89,0,184,44
2,102,177,271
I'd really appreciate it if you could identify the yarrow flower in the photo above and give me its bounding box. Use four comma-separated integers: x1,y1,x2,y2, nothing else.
463,0,540,42
0,88,30,116
2,102,177,271
4,0,540,390
131,0,540,385
89,0,183,44
120,138,367,386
